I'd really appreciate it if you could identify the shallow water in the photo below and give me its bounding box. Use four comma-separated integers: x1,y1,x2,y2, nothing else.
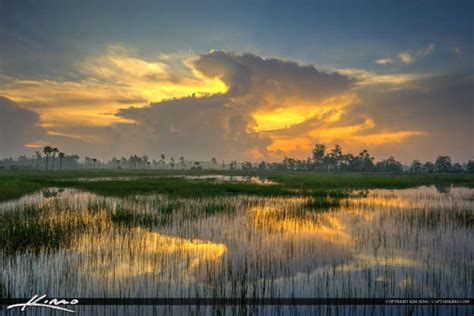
1,186,472,315
172,174,277,185
58,174,277,185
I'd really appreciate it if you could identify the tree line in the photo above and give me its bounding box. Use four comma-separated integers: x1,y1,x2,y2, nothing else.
247,144,474,173
0,144,473,173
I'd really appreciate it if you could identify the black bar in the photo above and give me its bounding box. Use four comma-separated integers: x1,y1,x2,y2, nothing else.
0,298,472,306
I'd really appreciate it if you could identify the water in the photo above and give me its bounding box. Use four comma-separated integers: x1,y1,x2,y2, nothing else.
1,186,472,315
58,175,277,185
172,175,277,185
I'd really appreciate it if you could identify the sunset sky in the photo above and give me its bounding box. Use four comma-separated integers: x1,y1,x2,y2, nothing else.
0,0,472,163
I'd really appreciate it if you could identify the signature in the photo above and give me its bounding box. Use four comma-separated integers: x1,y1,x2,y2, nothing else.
7,294,79,313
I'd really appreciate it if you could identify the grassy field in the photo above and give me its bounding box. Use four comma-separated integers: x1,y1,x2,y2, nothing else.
1,169,473,202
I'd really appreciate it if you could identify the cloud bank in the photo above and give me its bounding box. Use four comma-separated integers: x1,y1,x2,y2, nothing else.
0,48,471,162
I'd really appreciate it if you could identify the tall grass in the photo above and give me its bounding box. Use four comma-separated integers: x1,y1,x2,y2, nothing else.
0,185,472,316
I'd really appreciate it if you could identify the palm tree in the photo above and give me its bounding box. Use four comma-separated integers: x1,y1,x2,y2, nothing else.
169,157,175,169
58,152,65,170
51,147,59,171
43,146,52,170
92,158,97,169
179,156,185,169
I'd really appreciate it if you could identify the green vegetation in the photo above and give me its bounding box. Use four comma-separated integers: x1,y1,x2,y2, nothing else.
0,204,86,254
111,207,165,228
0,169,473,202
0,177,43,202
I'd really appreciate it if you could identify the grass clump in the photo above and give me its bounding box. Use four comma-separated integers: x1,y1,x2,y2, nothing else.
304,196,342,211
0,205,84,255
111,208,163,228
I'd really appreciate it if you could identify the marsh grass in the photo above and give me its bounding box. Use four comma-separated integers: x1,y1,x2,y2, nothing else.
111,207,165,228
1,169,473,202
0,203,87,254
304,196,343,210
0,185,472,316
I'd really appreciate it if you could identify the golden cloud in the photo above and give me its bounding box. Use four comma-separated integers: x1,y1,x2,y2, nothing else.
0,48,426,160
0,45,227,130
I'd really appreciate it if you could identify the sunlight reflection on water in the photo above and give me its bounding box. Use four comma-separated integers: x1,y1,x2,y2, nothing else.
1,185,472,313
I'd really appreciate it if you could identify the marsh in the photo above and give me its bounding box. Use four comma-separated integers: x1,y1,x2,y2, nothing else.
1,174,472,314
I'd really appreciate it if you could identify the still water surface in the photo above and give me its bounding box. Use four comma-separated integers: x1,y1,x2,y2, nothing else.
1,185,472,314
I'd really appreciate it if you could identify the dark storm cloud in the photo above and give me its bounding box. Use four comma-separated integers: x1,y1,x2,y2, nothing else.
0,97,47,157
114,51,355,160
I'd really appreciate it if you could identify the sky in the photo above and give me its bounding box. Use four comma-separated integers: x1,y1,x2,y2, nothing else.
0,0,473,163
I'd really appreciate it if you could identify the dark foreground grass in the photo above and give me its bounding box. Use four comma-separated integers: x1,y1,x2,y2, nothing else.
0,169,473,202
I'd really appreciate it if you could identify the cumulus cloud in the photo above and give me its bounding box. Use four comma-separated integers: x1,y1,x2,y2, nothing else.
111,51,424,161
0,97,47,158
110,51,356,160
1,48,465,162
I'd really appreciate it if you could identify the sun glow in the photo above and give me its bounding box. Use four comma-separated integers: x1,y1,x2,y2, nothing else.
0,46,228,132
252,94,358,132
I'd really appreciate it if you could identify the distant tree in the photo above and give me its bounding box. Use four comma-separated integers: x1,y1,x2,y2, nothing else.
451,162,463,173
58,152,65,170
375,156,403,172
211,157,218,169
34,151,42,169
129,155,139,169
111,157,120,169
410,160,422,173
283,157,296,170
242,161,253,170
221,160,226,170
92,158,97,169
467,160,474,173
306,157,313,170
120,157,127,169
84,157,90,168
160,154,166,169
434,156,452,172
423,161,435,173
51,147,59,171
330,144,343,171
258,160,267,170
43,146,52,170
338,153,353,171
312,144,326,171
191,161,202,170
169,157,175,169
179,156,185,169
351,149,374,172
142,155,149,169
